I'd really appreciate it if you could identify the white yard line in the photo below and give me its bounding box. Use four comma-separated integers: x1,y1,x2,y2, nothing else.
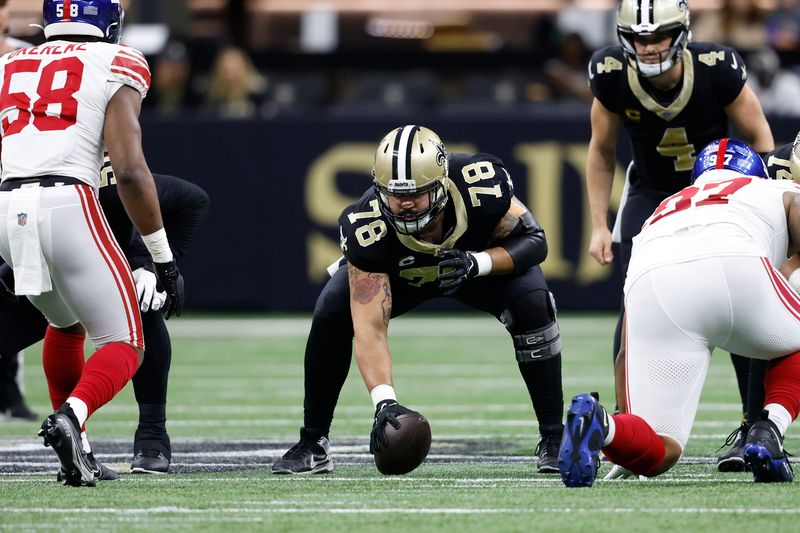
3,506,799,514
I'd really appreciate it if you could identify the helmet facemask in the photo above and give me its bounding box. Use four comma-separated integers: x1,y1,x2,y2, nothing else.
374,177,448,235
618,24,689,77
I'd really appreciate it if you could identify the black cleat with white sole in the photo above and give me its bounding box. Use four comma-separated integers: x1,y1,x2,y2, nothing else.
272,429,333,475
38,404,96,487
131,449,170,474
58,453,120,483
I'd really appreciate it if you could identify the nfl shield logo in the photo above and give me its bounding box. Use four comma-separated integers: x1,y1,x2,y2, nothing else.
17,213,27,226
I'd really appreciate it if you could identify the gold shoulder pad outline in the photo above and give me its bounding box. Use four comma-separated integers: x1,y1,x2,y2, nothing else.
627,49,694,121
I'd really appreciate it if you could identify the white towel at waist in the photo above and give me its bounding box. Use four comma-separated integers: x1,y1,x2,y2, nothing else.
6,185,51,295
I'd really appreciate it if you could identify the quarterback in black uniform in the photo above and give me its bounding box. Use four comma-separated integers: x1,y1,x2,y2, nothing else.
273,125,565,475
0,162,208,477
584,0,773,472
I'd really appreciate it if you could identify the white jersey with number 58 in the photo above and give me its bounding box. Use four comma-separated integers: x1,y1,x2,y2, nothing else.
0,40,150,188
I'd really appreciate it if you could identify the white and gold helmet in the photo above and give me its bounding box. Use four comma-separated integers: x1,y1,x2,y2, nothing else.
617,0,691,77
372,125,449,235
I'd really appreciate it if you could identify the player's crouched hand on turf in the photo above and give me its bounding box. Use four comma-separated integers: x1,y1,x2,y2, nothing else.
437,248,479,295
370,400,413,453
603,464,648,481
154,260,184,319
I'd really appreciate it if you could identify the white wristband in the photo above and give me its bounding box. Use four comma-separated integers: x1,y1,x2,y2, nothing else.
472,251,493,276
370,384,396,409
141,228,174,263
789,268,800,293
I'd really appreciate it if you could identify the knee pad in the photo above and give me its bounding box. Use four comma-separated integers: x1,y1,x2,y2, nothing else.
500,290,562,363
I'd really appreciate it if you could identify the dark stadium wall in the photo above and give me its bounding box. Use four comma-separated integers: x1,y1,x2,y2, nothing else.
140,113,800,312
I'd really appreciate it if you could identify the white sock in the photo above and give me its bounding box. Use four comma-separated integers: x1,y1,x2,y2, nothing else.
65,397,89,428
80,431,92,454
603,415,616,447
764,403,793,436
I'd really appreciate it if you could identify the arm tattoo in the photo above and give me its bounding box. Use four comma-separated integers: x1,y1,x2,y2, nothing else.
492,211,521,241
491,197,530,241
348,263,393,324
379,278,392,325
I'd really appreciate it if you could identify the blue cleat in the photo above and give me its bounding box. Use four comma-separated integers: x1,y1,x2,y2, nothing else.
558,392,609,488
743,410,793,483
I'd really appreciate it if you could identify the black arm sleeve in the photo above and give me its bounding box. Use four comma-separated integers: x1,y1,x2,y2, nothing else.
152,174,210,259
497,211,548,273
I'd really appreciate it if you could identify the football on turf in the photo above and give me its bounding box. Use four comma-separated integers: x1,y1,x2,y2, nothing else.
374,412,432,475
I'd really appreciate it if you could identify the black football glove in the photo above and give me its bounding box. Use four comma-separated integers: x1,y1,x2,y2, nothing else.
437,248,480,296
370,400,413,454
153,259,184,319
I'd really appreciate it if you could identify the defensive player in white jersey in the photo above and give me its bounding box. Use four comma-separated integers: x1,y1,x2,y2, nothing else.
559,138,800,487
0,0,184,487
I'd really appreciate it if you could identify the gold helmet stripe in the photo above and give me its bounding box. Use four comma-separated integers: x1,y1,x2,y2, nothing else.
394,124,418,183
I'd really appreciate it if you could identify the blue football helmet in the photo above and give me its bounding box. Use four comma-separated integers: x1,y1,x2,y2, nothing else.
690,138,768,183
43,0,124,44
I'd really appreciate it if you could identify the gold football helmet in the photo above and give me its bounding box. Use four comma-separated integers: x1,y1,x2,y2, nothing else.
617,0,691,77
372,125,449,235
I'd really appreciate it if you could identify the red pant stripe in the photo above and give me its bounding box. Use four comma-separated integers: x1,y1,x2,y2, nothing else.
75,186,142,348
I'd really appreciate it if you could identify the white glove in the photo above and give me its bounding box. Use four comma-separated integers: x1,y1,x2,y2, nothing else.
603,464,648,481
133,267,167,313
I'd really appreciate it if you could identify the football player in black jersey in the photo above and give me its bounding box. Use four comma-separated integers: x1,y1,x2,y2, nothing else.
0,163,208,478
273,125,565,475
585,0,774,472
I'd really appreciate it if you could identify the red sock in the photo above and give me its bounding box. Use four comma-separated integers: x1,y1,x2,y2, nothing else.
764,351,800,420
42,327,86,410
69,342,139,418
602,414,666,477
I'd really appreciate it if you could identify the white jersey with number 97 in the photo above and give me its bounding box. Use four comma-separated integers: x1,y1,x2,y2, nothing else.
625,169,800,294
0,40,150,189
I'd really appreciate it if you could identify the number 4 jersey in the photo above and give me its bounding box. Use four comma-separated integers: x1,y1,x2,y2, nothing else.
625,169,800,292
0,41,150,188
589,42,746,193
339,152,512,295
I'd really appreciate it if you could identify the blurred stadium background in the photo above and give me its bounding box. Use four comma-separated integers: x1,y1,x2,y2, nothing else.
5,0,800,313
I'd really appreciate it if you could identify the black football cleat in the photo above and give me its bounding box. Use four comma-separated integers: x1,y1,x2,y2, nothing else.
132,422,171,474
535,429,563,474
131,449,170,474
38,405,96,487
272,429,333,475
558,392,609,488
743,410,793,483
716,422,748,473
58,452,120,482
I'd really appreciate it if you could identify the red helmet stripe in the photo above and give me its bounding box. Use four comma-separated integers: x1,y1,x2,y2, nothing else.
716,138,729,169
63,0,72,21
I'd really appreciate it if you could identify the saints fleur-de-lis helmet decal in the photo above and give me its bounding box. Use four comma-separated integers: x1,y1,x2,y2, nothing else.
372,125,450,235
